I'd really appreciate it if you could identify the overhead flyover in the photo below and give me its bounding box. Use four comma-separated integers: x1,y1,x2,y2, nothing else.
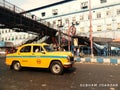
0,0,57,40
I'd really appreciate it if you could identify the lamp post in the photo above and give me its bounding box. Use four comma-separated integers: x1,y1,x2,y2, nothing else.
89,0,94,58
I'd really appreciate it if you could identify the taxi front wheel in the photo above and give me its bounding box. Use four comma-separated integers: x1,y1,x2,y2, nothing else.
12,61,21,71
50,61,63,75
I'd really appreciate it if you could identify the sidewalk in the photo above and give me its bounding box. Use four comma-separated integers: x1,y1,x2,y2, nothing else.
74,56,120,65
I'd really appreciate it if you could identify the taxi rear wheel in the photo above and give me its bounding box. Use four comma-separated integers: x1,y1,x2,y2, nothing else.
12,61,21,71
50,61,63,75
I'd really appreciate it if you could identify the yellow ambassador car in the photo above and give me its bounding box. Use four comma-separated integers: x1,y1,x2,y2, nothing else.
6,43,74,75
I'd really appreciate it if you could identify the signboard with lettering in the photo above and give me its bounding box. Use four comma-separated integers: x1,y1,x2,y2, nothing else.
74,38,78,46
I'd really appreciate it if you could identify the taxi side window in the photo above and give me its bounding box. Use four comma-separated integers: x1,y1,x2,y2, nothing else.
33,46,43,53
20,46,31,52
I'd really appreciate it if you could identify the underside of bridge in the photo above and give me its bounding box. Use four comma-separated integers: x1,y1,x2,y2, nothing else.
0,6,57,34
0,1,91,48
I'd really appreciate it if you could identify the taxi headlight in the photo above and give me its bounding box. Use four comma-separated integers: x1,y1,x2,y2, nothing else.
67,56,70,61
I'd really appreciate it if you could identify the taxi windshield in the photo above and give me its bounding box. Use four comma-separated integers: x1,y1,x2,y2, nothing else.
44,45,54,52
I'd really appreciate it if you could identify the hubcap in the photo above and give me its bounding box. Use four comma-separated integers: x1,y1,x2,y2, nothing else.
52,64,61,74
14,63,20,70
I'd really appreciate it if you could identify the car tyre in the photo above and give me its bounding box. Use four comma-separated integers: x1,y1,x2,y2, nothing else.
50,61,63,75
13,61,21,71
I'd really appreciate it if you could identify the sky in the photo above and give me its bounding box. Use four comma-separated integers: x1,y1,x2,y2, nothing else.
5,0,64,17
6,0,63,10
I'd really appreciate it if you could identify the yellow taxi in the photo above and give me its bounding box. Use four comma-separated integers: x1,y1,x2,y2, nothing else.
5,43,74,75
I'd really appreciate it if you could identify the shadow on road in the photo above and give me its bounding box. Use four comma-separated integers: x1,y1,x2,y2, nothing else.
64,67,76,74
20,67,50,73
14,67,77,75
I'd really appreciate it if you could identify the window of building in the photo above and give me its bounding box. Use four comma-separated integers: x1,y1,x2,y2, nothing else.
2,30,4,33
52,9,58,15
57,19,63,27
97,25,102,31
117,9,120,15
81,2,88,9
53,20,56,24
8,37,10,40
52,20,56,26
72,17,76,25
97,13,101,18
5,30,7,33
41,12,45,17
107,24,112,30
10,29,13,32
15,36,18,40
100,0,107,3
5,37,7,41
88,26,90,32
23,34,26,39
65,18,69,24
19,36,22,39
8,29,10,32
106,10,111,17
80,15,84,20
1,38,4,41
88,14,90,20
117,23,120,29
76,21,80,25
11,37,14,41
80,27,84,32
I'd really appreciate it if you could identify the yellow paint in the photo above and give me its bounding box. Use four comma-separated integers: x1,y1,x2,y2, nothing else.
6,43,74,68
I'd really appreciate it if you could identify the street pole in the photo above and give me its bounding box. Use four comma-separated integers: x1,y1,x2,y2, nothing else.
58,27,61,50
68,20,70,51
89,0,94,58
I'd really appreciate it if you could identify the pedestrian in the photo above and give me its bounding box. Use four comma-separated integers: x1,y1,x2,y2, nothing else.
76,48,80,56
103,47,107,56
74,48,76,56
35,48,39,52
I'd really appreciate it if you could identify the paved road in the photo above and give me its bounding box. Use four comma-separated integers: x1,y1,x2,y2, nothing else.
0,57,120,90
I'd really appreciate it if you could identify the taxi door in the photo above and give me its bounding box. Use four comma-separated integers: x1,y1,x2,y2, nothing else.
30,46,46,68
18,45,33,67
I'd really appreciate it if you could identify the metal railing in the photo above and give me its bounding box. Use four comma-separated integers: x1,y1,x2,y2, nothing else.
0,0,59,31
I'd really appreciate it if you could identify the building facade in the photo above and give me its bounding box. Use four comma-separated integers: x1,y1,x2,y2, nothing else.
0,0,120,47
37,0,120,39
0,29,36,47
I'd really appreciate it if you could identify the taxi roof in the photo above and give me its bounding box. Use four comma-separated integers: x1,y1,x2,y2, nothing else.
18,43,49,48
24,43,48,46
